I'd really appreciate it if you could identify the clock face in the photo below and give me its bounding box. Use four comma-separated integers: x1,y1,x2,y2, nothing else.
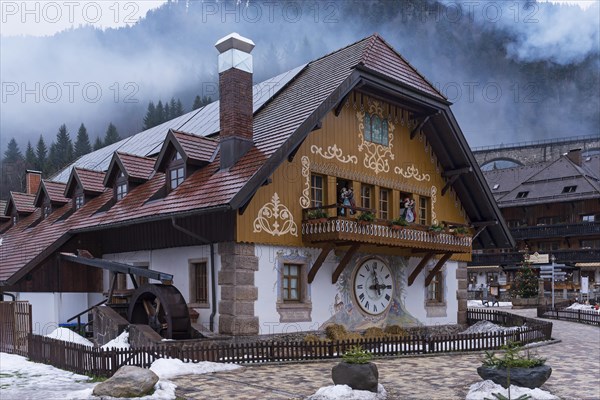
353,259,394,315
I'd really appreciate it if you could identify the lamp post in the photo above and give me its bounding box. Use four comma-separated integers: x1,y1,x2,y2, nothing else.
550,254,556,308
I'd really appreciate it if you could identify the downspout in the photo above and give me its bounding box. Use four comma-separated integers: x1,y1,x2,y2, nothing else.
171,217,217,332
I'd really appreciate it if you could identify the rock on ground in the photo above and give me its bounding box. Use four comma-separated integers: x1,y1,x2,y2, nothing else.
332,362,379,393
93,365,159,398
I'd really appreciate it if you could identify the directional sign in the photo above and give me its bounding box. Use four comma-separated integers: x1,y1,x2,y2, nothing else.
539,265,555,272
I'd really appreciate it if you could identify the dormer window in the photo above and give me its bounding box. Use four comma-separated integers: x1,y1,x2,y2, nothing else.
363,113,389,146
116,183,128,200
75,195,84,210
43,205,51,218
516,191,529,199
168,152,185,191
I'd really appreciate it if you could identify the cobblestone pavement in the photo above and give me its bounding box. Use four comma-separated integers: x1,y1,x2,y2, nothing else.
172,309,600,400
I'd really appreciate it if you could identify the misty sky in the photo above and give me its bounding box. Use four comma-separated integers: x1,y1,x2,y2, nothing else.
1,0,598,154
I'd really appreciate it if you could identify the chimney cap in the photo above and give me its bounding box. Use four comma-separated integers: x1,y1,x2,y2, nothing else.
215,32,255,54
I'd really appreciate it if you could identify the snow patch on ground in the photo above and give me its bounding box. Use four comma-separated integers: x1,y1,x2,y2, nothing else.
149,358,241,379
468,300,513,308
308,384,387,400
101,330,130,349
566,303,599,312
0,352,94,400
460,320,521,335
45,327,94,347
466,380,558,399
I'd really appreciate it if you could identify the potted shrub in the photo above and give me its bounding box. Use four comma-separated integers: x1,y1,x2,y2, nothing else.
428,223,444,234
477,343,551,390
357,211,375,225
389,217,409,230
453,226,470,237
331,346,379,393
306,209,328,223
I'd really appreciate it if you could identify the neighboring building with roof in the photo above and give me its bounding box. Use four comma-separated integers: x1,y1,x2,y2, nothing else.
0,33,512,337
469,148,600,300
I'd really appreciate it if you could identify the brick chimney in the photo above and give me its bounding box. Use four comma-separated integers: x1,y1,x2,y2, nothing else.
26,170,42,195
566,148,582,166
215,33,255,170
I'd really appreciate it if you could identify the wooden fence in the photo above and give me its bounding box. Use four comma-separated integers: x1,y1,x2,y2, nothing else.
0,301,32,356
537,304,600,326
23,308,553,377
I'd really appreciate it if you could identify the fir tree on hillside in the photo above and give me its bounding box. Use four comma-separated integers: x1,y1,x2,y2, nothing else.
49,124,74,172
192,95,212,110
4,138,23,162
143,101,157,130
104,123,121,146
35,135,48,172
25,141,36,170
93,136,104,151
156,101,165,125
74,123,92,158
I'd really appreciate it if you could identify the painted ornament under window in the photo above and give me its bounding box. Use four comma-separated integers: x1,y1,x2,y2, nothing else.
253,193,298,237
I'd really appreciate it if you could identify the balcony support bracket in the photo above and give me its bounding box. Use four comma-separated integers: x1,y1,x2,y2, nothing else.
332,243,361,284
425,252,453,286
308,242,335,284
408,252,435,286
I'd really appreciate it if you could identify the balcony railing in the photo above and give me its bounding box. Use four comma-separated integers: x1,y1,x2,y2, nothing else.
510,222,600,240
470,249,600,266
302,218,472,253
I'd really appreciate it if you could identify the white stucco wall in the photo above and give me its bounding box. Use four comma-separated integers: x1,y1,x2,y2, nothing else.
16,292,104,335
253,245,461,334
403,258,459,326
103,244,219,330
254,244,337,335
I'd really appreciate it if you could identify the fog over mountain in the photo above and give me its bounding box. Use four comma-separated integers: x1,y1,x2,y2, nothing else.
1,0,598,154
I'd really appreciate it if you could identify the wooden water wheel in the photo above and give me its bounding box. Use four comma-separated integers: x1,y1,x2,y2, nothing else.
127,284,191,340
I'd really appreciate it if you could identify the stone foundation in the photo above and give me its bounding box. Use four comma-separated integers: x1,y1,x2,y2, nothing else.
93,306,129,346
218,242,259,335
456,262,468,324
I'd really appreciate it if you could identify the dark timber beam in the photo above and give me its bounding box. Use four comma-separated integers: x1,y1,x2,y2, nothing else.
334,93,351,116
331,244,361,284
408,252,435,286
441,166,472,196
442,166,472,177
441,174,459,196
308,243,335,284
60,253,173,284
410,115,430,140
425,252,453,286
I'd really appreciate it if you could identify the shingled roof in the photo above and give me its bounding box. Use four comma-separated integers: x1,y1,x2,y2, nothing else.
34,180,68,207
0,34,512,285
485,154,600,207
104,152,156,187
64,168,107,197
6,192,36,215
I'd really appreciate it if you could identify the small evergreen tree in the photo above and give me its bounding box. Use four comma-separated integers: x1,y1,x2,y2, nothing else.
74,123,92,158
143,101,157,130
192,95,202,110
175,99,184,116
164,102,171,121
25,141,36,170
35,135,48,172
93,136,104,151
510,254,539,299
156,101,165,125
3,138,22,162
103,123,121,146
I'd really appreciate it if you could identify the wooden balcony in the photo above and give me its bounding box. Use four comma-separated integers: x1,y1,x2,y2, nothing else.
470,249,600,266
301,218,472,254
510,221,600,240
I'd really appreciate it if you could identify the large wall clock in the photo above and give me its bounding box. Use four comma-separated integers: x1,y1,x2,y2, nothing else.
353,258,394,315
